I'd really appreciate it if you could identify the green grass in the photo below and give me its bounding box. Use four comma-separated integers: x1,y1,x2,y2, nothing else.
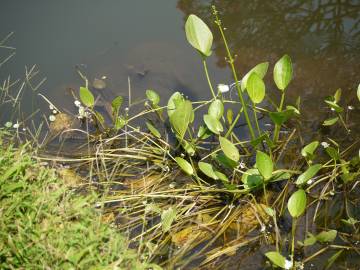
0,132,158,270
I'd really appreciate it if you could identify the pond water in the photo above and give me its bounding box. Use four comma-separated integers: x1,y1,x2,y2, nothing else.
0,0,359,269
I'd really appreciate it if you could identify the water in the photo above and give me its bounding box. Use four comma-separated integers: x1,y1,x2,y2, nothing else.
0,0,359,268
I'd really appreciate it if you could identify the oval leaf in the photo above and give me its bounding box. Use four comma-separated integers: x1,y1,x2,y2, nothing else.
170,100,193,140
161,207,177,232
273,54,293,91
198,162,218,180
185,14,213,57
219,136,240,162
295,164,322,186
301,141,319,158
316,230,337,243
146,122,161,138
265,251,286,268
246,72,266,104
208,99,224,120
167,92,184,118
256,151,273,180
241,62,269,91
175,157,193,175
357,84,360,102
79,87,94,107
288,189,307,218
146,89,160,105
111,96,123,114
323,117,339,126
204,114,223,134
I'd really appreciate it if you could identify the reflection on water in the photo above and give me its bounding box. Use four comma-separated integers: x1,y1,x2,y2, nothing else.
178,0,360,140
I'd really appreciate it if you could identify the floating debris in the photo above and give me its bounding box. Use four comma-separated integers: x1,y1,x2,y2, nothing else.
92,78,106,90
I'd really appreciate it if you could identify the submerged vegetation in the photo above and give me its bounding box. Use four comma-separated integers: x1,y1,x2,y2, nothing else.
1,6,360,270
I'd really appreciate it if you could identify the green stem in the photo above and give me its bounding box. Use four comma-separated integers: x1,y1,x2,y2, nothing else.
224,108,242,138
252,102,261,137
202,59,216,99
273,91,285,142
291,218,297,269
213,14,256,140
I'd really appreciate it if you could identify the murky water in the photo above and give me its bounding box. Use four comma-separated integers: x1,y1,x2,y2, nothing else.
0,0,359,268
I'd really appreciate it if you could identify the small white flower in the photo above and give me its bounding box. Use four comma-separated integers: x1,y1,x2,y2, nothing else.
52,110,58,114
4,121,12,128
331,108,335,111
49,115,56,122
74,100,81,107
307,178,314,185
284,259,293,270
348,105,354,110
239,160,246,169
260,225,266,232
321,142,330,148
22,128,26,131
217,84,230,93
169,182,176,189
13,123,20,129
78,106,85,117
49,104,54,110
101,75,107,80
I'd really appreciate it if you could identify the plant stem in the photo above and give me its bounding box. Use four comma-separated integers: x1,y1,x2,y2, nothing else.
252,102,261,136
291,218,297,270
202,59,216,99
273,91,285,142
213,11,256,140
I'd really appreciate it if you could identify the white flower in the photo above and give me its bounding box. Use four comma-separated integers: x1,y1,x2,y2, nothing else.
22,128,26,131
13,122,20,129
321,142,330,148
284,259,293,270
331,108,335,111
260,225,266,232
49,104,54,110
307,178,314,185
52,110,58,114
49,115,56,122
239,160,246,169
348,105,354,110
4,121,12,128
101,75,107,80
74,100,81,107
78,106,85,117
217,84,230,93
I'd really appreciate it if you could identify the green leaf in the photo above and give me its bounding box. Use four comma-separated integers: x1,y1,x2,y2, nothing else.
325,147,340,160
287,189,307,218
167,92,184,118
79,87,94,107
246,72,266,104
161,207,177,232
325,100,343,113
323,117,339,126
203,114,223,134
226,108,233,124
269,109,294,125
316,230,337,243
219,136,240,162
295,164,322,186
175,157,193,175
241,168,263,189
208,99,224,120
170,100,193,140
146,122,161,138
256,151,273,180
198,162,218,180
146,89,160,105
241,62,269,91
114,116,126,130
111,96,123,115
357,84,360,102
273,55,293,91
185,14,213,57
301,141,319,158
182,140,196,156
265,251,286,269
334,88,342,103
213,153,237,169
197,125,212,140
300,232,317,246
214,171,228,182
